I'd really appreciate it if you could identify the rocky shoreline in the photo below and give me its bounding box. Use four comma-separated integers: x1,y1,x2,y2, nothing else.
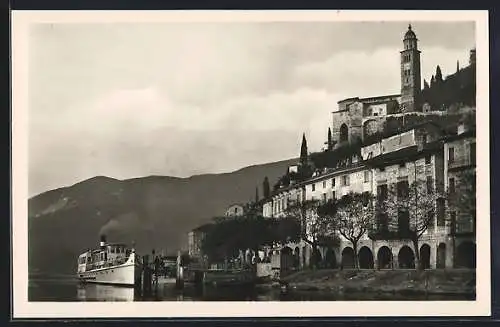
256,269,476,298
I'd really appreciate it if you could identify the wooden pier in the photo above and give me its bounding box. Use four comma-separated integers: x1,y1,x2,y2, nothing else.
137,251,261,295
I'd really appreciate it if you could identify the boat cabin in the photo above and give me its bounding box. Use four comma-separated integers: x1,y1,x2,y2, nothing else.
77,241,132,273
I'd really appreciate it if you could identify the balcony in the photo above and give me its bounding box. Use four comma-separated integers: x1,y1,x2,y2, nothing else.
448,156,475,170
453,219,475,235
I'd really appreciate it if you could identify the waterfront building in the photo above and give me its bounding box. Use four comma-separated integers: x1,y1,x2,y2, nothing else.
187,223,213,258
443,119,476,268
262,119,477,270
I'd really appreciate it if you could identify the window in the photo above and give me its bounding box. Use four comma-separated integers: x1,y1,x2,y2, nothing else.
377,213,389,231
377,184,388,201
470,142,476,164
425,155,431,164
340,124,349,143
380,167,385,172
364,171,370,183
332,178,336,187
437,198,446,226
448,147,455,162
399,162,405,168
322,193,327,203
449,178,455,194
373,113,378,116
312,184,315,191
397,181,409,199
323,180,326,188
398,210,410,233
342,175,350,186
426,176,433,194
332,191,336,200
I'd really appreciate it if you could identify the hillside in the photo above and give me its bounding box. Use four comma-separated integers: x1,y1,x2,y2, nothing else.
28,158,298,275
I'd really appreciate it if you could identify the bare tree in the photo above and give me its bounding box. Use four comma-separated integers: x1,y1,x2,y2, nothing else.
319,192,375,269
384,178,443,269
284,199,333,268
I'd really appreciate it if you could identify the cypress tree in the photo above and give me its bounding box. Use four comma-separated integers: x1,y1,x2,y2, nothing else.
435,65,443,82
263,176,270,199
327,128,333,150
255,187,259,203
423,79,430,90
300,133,308,166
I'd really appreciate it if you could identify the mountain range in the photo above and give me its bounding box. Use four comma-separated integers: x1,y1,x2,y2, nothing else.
28,158,297,275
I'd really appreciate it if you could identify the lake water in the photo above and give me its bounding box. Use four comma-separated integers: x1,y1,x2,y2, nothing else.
28,278,474,302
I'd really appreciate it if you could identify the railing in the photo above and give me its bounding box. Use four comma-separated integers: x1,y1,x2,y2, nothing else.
448,157,475,170
454,220,475,234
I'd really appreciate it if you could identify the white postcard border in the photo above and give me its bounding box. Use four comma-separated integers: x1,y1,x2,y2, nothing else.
11,10,490,318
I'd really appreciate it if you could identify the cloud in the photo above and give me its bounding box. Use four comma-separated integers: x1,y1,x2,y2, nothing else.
27,21,476,196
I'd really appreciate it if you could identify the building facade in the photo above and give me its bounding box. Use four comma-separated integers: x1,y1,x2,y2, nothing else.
187,223,213,258
263,121,476,270
443,120,476,268
224,203,245,217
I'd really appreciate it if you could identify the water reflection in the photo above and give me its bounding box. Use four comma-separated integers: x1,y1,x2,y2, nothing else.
76,284,135,301
29,278,474,302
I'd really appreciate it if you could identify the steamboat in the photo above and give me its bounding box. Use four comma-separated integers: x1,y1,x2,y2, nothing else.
77,235,142,287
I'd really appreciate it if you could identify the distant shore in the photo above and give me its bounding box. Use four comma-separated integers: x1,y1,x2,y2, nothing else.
261,268,475,297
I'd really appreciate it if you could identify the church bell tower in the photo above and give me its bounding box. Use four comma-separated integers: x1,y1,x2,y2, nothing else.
400,24,421,112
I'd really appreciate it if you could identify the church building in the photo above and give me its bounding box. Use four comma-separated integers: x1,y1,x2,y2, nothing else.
331,25,422,147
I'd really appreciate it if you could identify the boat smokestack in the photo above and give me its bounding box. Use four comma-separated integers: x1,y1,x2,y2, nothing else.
100,234,107,248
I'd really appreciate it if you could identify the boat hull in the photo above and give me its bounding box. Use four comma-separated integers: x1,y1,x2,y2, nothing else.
78,253,140,287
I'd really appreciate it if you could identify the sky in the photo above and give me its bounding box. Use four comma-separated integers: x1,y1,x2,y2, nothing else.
28,21,476,196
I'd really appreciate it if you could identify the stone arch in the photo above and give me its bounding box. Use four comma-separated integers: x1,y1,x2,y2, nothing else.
377,246,392,269
358,246,374,269
341,247,355,269
436,243,446,269
281,246,293,255
456,241,476,268
398,245,415,269
340,123,349,143
324,247,337,269
420,244,431,270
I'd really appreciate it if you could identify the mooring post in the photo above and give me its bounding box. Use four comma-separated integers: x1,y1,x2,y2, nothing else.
176,250,184,289
143,254,151,295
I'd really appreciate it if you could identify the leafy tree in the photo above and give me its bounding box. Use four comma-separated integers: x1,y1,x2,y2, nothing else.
318,192,375,269
201,210,301,265
270,216,302,245
383,178,444,269
263,176,270,199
